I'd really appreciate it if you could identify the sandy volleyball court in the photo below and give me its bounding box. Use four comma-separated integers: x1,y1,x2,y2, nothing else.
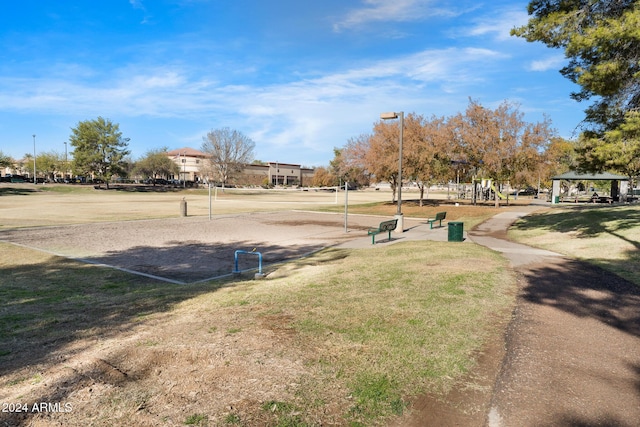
0,184,428,283
0,210,393,283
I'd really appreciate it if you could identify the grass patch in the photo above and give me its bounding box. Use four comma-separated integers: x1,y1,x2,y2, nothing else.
0,189,518,425
319,199,503,229
348,373,405,422
0,239,514,426
0,241,214,367
184,413,208,425
203,241,515,424
509,204,640,286
261,401,306,427
37,185,96,194
224,413,242,424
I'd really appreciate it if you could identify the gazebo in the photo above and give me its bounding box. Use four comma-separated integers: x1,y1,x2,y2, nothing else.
551,171,629,204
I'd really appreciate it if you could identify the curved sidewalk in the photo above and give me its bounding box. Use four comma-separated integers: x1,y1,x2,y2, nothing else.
468,206,640,427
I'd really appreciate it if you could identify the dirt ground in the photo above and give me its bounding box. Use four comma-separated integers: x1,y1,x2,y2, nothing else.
0,211,390,283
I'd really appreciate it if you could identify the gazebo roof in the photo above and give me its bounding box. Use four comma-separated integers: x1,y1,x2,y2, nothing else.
552,171,628,181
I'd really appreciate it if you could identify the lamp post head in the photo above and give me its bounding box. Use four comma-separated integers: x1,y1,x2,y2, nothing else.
380,112,399,120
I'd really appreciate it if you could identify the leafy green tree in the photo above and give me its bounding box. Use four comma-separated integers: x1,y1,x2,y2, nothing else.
576,111,640,184
604,112,640,181
21,153,35,179
201,127,255,187
134,148,180,184
512,1,640,132
0,151,13,168
329,148,347,186
69,117,130,188
36,151,65,182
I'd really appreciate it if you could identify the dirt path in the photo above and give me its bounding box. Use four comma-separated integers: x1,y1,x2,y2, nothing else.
472,209,640,426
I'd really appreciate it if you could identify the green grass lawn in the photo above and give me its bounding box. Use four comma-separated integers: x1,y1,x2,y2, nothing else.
0,239,515,426
508,204,640,286
213,242,515,424
8,186,637,424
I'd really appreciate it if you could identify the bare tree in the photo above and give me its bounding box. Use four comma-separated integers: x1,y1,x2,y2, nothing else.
201,128,255,187
330,146,370,188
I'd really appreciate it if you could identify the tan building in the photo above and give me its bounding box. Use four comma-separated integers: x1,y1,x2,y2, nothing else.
166,148,314,187
166,147,208,183
237,162,315,187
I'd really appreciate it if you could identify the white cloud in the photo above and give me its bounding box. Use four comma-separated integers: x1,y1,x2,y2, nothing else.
528,55,566,72
462,9,529,41
0,46,505,123
129,0,144,10
332,0,452,32
0,44,518,165
129,0,152,24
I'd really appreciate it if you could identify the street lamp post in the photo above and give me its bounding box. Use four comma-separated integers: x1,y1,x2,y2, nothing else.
63,141,68,180
182,151,186,188
32,134,36,184
380,111,404,233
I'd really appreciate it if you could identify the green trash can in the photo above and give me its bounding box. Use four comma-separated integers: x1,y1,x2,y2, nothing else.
553,196,560,204
448,221,464,242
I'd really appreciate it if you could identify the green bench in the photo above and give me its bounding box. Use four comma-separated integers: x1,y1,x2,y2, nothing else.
427,211,447,229
367,219,398,244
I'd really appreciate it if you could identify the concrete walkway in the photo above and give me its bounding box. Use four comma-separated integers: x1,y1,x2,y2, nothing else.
335,217,465,249
467,207,562,267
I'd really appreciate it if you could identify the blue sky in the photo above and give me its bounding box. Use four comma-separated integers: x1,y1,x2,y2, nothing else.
1,0,582,167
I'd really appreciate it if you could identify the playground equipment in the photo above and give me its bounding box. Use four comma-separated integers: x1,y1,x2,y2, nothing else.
233,249,265,279
475,179,507,201
490,182,507,200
